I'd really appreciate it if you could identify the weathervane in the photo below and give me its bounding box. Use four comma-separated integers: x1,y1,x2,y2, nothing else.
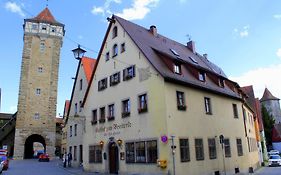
46,0,49,7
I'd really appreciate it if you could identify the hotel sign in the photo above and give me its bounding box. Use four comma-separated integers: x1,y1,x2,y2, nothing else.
95,121,132,136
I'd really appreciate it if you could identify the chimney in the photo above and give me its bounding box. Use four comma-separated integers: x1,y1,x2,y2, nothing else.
203,53,208,59
149,25,157,36
186,40,195,53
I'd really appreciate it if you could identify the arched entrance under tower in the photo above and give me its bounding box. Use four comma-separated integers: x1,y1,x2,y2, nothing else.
24,134,46,159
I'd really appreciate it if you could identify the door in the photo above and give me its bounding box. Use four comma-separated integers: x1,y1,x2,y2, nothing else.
109,142,119,174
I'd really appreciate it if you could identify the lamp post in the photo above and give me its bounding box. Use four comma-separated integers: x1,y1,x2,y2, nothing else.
171,135,176,175
219,135,226,175
72,44,86,60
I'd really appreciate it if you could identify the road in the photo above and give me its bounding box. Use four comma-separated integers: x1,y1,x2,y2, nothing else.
256,166,281,175
1,159,281,175
2,159,69,175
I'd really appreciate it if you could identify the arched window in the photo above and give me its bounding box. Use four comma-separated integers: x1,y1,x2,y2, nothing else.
113,44,118,57
113,26,118,38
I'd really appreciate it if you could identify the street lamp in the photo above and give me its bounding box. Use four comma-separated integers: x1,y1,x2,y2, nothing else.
219,134,226,175
72,44,86,60
171,135,176,175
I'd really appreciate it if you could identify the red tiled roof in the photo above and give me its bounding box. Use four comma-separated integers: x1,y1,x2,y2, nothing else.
240,85,256,112
113,15,240,99
81,57,96,83
28,7,63,26
260,88,279,102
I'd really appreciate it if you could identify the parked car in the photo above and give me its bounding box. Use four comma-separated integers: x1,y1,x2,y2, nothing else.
268,150,280,155
38,153,49,162
269,155,281,166
0,155,8,170
0,161,4,174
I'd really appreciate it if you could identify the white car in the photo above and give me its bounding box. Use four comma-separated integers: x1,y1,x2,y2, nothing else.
268,155,281,167
268,150,280,155
0,161,4,174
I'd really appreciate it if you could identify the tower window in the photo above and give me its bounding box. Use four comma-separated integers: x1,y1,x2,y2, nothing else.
32,24,38,30
36,88,41,95
51,27,56,33
40,42,45,53
38,67,43,73
41,24,47,30
34,113,40,120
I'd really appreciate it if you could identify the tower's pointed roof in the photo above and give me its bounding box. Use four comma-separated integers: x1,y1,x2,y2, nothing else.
27,7,63,26
260,88,280,102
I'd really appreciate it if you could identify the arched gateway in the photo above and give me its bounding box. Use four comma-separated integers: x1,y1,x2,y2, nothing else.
24,134,45,159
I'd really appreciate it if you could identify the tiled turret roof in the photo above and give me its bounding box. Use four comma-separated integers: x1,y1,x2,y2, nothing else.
260,88,279,102
27,7,63,26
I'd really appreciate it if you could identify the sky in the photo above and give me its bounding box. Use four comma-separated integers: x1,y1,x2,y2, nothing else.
1,0,281,116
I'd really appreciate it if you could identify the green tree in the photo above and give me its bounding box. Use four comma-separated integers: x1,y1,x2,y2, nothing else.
261,105,275,146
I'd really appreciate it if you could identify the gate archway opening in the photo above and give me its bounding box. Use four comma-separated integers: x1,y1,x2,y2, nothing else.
24,134,46,159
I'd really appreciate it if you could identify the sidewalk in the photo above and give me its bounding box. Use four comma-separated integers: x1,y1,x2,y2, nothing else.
56,158,109,175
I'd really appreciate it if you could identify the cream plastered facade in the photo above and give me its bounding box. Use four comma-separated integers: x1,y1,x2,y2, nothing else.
66,62,89,167
14,18,64,159
82,20,259,175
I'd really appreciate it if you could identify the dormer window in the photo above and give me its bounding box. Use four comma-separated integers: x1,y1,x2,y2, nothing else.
189,56,198,64
113,26,118,38
170,48,180,58
199,71,205,82
219,78,225,88
113,44,118,57
174,63,181,74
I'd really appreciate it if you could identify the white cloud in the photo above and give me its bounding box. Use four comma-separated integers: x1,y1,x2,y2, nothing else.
91,0,122,16
230,64,281,99
116,0,159,20
91,6,105,15
274,14,281,19
233,25,250,38
276,48,281,58
5,1,25,17
91,0,159,20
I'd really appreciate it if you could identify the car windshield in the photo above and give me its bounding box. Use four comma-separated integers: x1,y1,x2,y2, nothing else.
270,155,280,159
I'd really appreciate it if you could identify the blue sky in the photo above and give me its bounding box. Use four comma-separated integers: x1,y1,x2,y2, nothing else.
1,0,281,115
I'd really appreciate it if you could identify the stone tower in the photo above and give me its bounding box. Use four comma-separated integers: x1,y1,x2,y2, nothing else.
260,88,281,124
14,8,64,159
